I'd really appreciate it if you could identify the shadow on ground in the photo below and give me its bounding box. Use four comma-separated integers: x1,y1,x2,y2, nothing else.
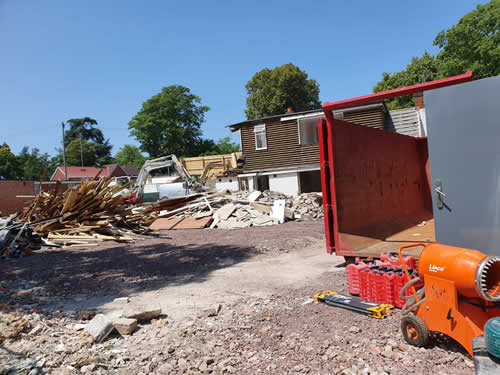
0,237,260,313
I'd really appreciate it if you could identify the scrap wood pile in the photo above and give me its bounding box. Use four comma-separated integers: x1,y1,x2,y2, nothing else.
19,177,159,245
1,177,159,252
149,190,323,230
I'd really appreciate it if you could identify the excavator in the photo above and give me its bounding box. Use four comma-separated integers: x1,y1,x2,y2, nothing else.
198,159,232,185
116,155,207,204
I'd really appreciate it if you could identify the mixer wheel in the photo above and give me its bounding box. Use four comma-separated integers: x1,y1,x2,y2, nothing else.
401,314,429,347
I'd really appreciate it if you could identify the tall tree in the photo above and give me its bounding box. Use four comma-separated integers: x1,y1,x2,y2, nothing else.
0,143,19,179
245,63,320,119
373,52,438,110
434,0,499,79
17,147,52,180
114,144,147,169
65,139,98,166
129,85,210,158
373,1,499,110
64,117,113,166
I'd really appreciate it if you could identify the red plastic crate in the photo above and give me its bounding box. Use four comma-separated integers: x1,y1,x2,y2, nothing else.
380,252,416,269
346,262,369,295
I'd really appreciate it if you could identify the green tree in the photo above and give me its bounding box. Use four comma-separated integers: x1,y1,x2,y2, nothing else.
65,139,99,166
129,85,210,158
114,144,147,169
0,143,19,179
245,63,320,119
373,1,499,110
373,52,438,110
64,117,113,165
200,137,241,156
17,147,52,180
434,0,500,79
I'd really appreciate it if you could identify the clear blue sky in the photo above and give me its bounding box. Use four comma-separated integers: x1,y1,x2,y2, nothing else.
0,0,485,156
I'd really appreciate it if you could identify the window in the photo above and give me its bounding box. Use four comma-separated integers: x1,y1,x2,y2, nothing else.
254,124,267,150
298,117,319,146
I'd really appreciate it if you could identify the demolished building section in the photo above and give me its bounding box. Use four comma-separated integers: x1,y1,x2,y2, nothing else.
149,190,323,230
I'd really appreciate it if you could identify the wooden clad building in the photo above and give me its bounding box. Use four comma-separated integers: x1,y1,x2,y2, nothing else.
228,103,388,196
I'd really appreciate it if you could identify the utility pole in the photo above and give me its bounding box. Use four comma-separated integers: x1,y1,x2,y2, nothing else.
61,122,68,180
79,132,84,168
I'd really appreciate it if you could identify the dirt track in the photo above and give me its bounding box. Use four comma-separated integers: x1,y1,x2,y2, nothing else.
0,221,473,374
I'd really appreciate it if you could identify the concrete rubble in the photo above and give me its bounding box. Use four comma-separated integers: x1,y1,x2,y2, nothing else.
151,190,324,230
84,314,114,343
112,318,138,335
81,300,163,343
0,274,474,375
123,303,162,322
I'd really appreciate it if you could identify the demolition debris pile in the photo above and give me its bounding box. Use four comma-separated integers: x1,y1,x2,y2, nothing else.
150,190,323,230
1,177,159,257
1,181,324,257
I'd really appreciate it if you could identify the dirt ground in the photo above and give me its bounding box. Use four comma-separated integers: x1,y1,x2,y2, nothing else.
0,221,474,374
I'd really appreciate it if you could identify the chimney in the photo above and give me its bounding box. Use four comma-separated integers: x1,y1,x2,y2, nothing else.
287,107,294,113
413,92,425,109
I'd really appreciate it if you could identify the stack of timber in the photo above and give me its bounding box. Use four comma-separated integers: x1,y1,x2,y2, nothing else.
17,177,158,246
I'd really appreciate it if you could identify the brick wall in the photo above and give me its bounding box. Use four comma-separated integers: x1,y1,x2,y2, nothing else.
413,92,425,109
0,180,35,216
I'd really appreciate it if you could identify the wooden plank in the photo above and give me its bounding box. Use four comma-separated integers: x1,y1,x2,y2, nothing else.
149,217,212,230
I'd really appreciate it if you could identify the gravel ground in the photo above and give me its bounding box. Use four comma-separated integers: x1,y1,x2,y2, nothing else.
1,221,325,302
0,221,474,374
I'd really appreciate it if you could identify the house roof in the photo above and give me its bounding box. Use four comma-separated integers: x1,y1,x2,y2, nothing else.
50,166,104,180
104,164,122,176
120,164,139,176
227,109,322,131
227,102,387,131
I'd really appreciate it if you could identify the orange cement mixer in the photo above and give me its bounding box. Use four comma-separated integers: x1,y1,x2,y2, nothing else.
398,243,500,355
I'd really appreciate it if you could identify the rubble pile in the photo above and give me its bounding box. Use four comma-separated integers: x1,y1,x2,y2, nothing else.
1,177,159,256
211,203,280,229
232,190,323,218
0,215,46,259
291,193,323,219
150,190,323,230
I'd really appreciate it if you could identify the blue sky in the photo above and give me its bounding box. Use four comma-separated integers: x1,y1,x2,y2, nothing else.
0,0,485,156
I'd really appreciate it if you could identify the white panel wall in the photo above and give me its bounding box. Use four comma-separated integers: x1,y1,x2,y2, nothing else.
268,173,299,196
248,177,255,191
216,178,239,192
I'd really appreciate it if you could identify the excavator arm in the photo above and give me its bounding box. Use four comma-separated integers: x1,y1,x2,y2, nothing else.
133,155,201,201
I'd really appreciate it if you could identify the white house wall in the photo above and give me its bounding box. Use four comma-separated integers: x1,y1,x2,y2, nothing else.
268,173,299,196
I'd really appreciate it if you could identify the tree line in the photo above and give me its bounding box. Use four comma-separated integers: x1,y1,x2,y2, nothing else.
373,0,498,109
0,113,240,180
1,1,496,181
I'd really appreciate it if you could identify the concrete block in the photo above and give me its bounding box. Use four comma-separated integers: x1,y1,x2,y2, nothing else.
216,204,236,220
124,303,161,322
112,318,137,335
85,314,114,343
247,191,262,202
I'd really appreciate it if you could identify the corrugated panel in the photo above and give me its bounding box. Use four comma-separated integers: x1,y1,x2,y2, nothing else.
345,111,385,129
386,108,420,137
